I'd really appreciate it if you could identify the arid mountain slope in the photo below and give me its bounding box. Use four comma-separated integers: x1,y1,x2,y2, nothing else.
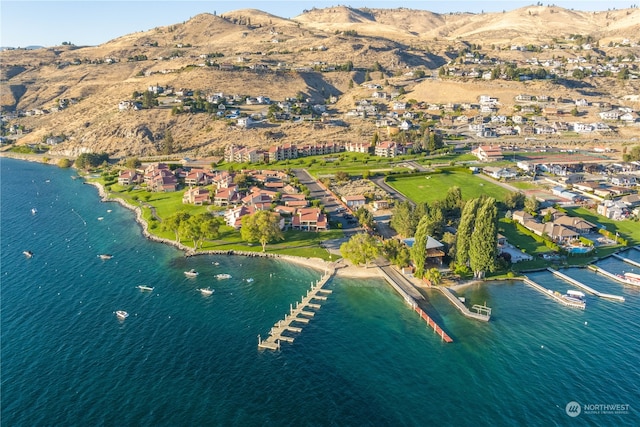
1,6,639,158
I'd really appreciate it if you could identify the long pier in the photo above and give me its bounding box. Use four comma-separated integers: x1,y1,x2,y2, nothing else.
548,268,625,302
258,265,335,350
523,277,585,309
612,253,640,269
588,265,640,288
377,265,453,342
435,287,491,321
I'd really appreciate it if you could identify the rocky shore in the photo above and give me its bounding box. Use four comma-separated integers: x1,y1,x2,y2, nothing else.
84,181,382,279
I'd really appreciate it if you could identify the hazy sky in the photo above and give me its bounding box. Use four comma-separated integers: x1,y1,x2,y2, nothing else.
1,0,634,47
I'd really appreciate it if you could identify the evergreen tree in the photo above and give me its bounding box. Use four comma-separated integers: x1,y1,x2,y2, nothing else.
469,198,498,278
411,215,430,279
162,130,174,155
455,198,481,267
443,186,463,219
390,200,415,237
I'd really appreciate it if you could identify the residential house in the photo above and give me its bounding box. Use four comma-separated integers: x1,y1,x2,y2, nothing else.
118,170,142,186
213,186,239,207
291,207,328,231
224,205,255,228
182,187,210,205
471,145,503,162
483,166,517,180
597,200,628,220
375,141,398,158
342,195,366,209
553,214,596,234
345,141,372,153
403,236,446,265
184,169,213,186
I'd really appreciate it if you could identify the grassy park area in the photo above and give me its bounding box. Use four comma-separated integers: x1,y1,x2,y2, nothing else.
385,169,511,204
99,181,341,260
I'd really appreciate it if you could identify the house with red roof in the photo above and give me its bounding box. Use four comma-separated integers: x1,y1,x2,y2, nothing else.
291,207,328,231
183,187,211,205
472,145,503,162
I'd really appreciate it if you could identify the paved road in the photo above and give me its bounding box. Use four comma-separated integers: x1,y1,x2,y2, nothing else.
370,175,414,207
291,168,361,236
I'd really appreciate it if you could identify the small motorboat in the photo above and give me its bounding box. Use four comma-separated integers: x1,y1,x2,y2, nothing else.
31,208,37,215
97,217,104,221
23,250,33,258
197,288,214,296
115,310,129,320
216,273,232,280
137,285,154,292
246,278,254,283
98,254,113,260
184,269,199,277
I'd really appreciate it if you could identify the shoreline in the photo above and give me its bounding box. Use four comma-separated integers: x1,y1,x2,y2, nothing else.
84,180,382,280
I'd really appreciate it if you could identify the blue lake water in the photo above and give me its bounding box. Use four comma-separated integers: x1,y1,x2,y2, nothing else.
1,157,639,426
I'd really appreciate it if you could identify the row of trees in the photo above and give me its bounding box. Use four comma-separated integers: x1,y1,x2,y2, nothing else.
162,212,224,249
162,209,284,251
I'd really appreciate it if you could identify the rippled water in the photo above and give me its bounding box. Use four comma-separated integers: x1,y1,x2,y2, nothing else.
2,158,638,426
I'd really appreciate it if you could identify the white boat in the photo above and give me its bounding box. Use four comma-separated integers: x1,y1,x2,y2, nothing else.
246,278,254,283
562,290,586,305
184,269,199,277
216,273,232,280
31,208,37,215
623,272,640,284
137,285,154,291
107,209,112,213
23,250,33,258
197,288,214,296
98,254,113,260
97,217,104,221
115,310,129,320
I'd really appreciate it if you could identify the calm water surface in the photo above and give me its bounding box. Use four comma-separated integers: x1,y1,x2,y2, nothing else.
1,158,638,426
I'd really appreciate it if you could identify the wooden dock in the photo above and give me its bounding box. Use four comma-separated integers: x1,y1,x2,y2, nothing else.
436,287,491,321
588,265,640,288
258,265,335,351
377,265,454,342
523,277,585,309
548,268,625,302
612,253,640,269
414,306,453,343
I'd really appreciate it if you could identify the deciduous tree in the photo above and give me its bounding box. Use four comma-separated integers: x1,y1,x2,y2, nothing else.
340,233,379,267
241,210,283,252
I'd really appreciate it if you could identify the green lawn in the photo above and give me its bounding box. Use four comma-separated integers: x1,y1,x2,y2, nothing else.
497,219,552,256
386,170,511,203
564,207,640,246
99,181,343,260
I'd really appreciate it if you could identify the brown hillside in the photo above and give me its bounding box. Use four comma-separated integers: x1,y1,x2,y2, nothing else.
2,5,639,158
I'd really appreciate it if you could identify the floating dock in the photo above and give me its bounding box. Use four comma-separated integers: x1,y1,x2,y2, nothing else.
588,265,640,288
547,268,625,302
435,287,491,321
523,277,585,309
612,253,640,269
258,265,335,351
